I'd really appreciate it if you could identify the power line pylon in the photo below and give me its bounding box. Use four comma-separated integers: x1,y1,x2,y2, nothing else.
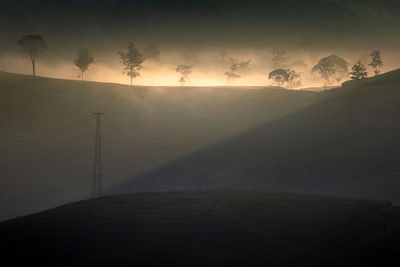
92,112,104,198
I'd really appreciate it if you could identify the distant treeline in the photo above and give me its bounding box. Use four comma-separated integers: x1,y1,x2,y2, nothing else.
18,34,383,87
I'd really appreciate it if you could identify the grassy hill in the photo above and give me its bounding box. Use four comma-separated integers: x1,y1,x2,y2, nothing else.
113,69,400,204
0,71,317,221
2,70,400,222
1,189,399,266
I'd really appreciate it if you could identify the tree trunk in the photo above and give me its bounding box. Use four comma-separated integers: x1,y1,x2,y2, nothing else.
81,71,84,81
130,76,133,85
32,60,36,77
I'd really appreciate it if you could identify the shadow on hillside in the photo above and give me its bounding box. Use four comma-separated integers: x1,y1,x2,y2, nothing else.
110,70,400,203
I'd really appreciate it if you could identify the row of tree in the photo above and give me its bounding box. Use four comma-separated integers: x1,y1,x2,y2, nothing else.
268,51,383,88
17,34,383,87
17,35,181,85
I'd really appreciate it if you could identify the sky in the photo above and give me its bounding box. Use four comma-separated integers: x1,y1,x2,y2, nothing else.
1,0,400,87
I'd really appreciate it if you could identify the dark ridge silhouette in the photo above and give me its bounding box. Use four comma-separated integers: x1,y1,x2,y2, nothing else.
1,189,399,266
111,69,400,204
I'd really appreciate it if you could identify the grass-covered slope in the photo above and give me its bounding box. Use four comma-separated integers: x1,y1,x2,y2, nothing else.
0,71,316,221
115,69,400,203
0,190,399,266
2,69,400,222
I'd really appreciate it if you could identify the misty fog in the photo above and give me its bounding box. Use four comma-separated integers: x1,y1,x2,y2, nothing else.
1,47,400,88
1,0,400,88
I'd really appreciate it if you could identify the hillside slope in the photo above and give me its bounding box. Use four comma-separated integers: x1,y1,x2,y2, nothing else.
114,69,400,203
1,190,399,266
0,71,317,221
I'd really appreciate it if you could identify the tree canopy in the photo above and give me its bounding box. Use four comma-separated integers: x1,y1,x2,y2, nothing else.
269,68,301,88
118,43,145,85
176,64,193,86
350,61,368,80
18,34,47,76
268,69,289,87
369,50,383,76
75,48,94,80
312,55,348,86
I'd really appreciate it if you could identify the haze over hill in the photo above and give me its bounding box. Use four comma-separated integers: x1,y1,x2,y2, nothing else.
1,1,399,265
1,69,400,221
114,69,400,203
0,71,317,221
1,0,400,86
1,190,399,266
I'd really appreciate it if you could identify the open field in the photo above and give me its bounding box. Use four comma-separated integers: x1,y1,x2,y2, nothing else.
1,189,399,266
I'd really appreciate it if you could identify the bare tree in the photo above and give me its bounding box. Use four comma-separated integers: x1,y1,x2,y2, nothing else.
176,64,193,86
118,42,145,85
350,61,368,80
75,49,94,80
369,50,383,76
312,55,348,86
18,34,47,77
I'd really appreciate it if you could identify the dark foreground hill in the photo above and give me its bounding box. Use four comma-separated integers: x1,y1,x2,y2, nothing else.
114,69,400,204
1,190,399,266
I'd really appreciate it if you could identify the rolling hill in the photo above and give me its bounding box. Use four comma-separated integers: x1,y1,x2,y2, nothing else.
1,69,400,222
1,189,399,266
113,69,400,203
0,71,317,221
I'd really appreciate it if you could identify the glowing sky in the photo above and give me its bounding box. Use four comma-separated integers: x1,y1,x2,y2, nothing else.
1,0,399,87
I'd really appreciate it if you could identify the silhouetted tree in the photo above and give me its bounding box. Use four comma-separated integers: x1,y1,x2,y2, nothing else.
350,61,368,80
269,69,289,87
176,64,193,86
312,55,348,86
18,34,47,77
118,43,145,85
269,68,302,88
75,49,94,80
369,50,383,76
225,59,251,81
143,43,160,61
272,49,289,69
287,69,302,88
